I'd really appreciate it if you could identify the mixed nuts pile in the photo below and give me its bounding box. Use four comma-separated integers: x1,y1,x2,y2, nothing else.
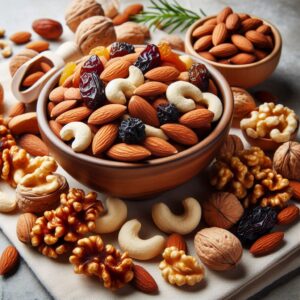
0,0,299,297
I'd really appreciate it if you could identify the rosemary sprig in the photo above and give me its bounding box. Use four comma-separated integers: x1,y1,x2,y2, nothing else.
131,0,206,33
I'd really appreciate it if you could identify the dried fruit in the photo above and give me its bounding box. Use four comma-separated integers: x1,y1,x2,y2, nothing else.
81,54,104,76
16,213,37,244
0,246,19,275
110,42,135,58
32,18,63,40
189,63,210,91
157,104,180,125
89,46,110,60
277,205,299,225
134,44,161,73
59,62,76,86
131,264,158,294
119,118,146,144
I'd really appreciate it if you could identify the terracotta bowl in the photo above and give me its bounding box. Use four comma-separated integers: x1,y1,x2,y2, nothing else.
37,50,233,199
185,15,282,88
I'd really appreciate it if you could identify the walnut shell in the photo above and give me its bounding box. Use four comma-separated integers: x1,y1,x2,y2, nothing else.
203,192,244,229
98,0,120,19
115,22,150,45
194,227,243,271
75,16,116,55
16,213,37,244
217,134,244,158
273,141,300,180
159,34,185,51
9,49,38,76
65,0,104,33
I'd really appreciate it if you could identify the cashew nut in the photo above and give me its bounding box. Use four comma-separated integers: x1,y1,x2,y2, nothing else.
118,219,165,260
60,122,92,152
105,66,144,105
201,92,223,121
95,197,127,234
0,190,17,213
152,197,202,235
145,124,168,140
0,40,12,58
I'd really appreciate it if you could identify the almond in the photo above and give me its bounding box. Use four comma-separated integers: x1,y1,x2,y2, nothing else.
204,18,217,26
143,137,178,157
277,205,299,225
64,87,82,100
208,79,218,95
49,86,67,103
165,233,187,252
8,102,26,118
250,232,284,257
123,3,144,16
134,82,168,97
245,30,270,49
254,49,269,60
22,71,45,87
88,104,126,125
225,13,240,31
40,62,52,73
8,112,39,135
56,106,92,124
230,53,256,64
62,74,75,88
240,18,263,33
212,23,228,46
257,24,272,35
193,35,213,51
131,264,158,294
216,7,233,23
49,120,62,138
161,124,198,145
18,134,49,156
128,96,159,127
32,18,63,40
145,66,180,83
92,124,119,155
107,143,151,162
289,181,300,201
16,213,37,244
100,60,131,81
152,98,168,109
112,13,129,26
192,24,215,38
26,40,50,52
0,246,19,275
198,51,217,62
179,108,214,128
48,102,55,115
238,13,250,21
122,52,141,64
231,34,254,53
50,100,77,118
10,31,31,44
209,43,238,58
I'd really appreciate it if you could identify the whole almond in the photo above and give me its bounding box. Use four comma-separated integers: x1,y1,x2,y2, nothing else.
192,24,215,38
238,13,250,21
161,124,198,145
56,106,92,124
152,98,168,109
8,112,39,135
254,49,269,60
145,66,180,82
193,35,213,51
165,233,187,252
32,18,63,40
18,134,49,156
0,246,19,275
26,40,49,52
209,43,238,58
92,124,119,155
49,120,62,138
231,34,254,53
122,52,141,64
257,24,271,35
143,137,178,157
112,13,129,26
128,96,159,127
123,3,144,16
100,60,131,81
48,102,55,115
230,53,256,64
49,86,67,103
40,62,52,73
250,232,284,256
16,213,37,244
134,82,168,97
198,51,217,62
64,87,82,100
225,13,240,31
50,100,77,118
204,18,217,26
131,264,158,294
63,74,75,88
277,205,299,225
216,7,233,23
179,108,214,128
88,104,126,125
212,23,228,46
245,30,270,49
240,18,263,33
10,31,31,44
22,71,45,87
107,143,151,162
208,79,218,95
8,102,26,118
289,181,300,201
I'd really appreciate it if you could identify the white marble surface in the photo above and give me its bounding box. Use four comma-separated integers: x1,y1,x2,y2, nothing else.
0,0,300,299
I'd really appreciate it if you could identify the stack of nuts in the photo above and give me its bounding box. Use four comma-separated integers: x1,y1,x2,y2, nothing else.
47,42,223,162
192,6,275,64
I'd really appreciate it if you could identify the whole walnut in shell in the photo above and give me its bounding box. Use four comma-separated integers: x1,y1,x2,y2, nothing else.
65,0,104,33
203,192,244,229
273,141,300,181
217,134,244,158
115,22,150,45
9,49,38,76
75,16,116,55
194,227,243,271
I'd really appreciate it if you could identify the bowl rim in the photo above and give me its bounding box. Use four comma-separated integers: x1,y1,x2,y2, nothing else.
185,14,282,69
37,47,233,169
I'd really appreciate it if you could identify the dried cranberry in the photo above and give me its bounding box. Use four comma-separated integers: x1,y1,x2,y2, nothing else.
134,44,161,74
157,104,180,125
79,72,106,110
189,63,210,91
110,42,135,58
81,55,104,76
119,118,146,144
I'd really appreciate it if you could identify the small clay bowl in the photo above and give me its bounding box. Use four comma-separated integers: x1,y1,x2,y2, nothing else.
185,15,282,88
37,49,233,199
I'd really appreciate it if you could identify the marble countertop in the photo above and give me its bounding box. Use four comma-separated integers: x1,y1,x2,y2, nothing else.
0,0,300,299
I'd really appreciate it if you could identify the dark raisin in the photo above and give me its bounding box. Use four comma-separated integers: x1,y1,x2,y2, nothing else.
189,63,210,91
110,42,135,58
236,206,277,245
119,118,146,144
79,72,106,110
134,44,161,74
157,104,180,125
81,55,104,76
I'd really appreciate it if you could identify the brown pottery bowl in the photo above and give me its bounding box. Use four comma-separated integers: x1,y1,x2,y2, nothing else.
185,15,282,88
37,49,234,199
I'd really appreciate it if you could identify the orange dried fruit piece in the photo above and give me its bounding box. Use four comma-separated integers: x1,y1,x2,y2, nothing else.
89,46,110,60
59,62,76,86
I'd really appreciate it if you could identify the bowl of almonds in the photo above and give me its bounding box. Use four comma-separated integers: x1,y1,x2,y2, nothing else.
37,42,233,198
185,6,282,88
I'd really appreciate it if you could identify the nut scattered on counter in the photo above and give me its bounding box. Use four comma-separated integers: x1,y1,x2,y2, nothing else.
16,213,37,244
0,40,13,58
32,19,63,40
0,245,19,276
131,264,158,294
